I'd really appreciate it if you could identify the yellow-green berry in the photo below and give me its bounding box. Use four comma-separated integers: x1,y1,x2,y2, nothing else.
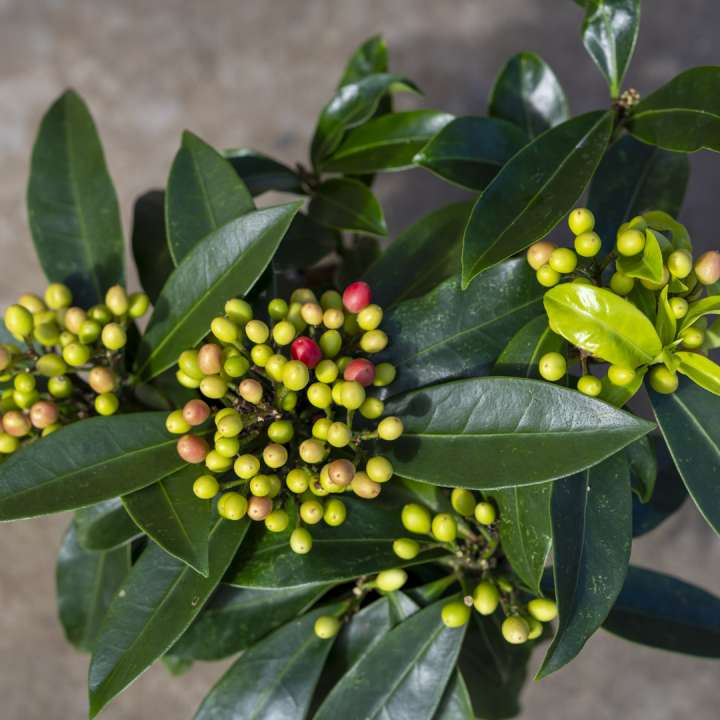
377,416,403,441
528,598,558,622
193,474,220,499
549,248,577,274
218,492,248,520
401,503,432,534
441,601,471,628
574,232,601,258
451,488,475,517
610,271,635,296
95,393,119,416
393,538,420,560
432,513,457,543
101,323,127,351
474,501,497,525
502,616,529,644
577,374,602,397
473,581,500,615
607,365,636,387
536,264,561,288
538,352,566,382
290,527,313,554
376,568,407,593
568,208,594,235
617,229,645,256
324,498,347,526
314,615,341,639
648,365,678,394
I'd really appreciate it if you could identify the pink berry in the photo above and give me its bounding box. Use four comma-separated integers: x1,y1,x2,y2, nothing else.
343,281,371,313
177,435,209,464
182,399,210,427
343,358,376,387
291,336,323,369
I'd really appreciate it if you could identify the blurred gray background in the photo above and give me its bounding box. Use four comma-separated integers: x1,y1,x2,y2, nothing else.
1,1,719,718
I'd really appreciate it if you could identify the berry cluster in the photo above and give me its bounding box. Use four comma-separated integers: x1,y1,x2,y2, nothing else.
528,208,720,397
0,284,149,458
166,281,404,553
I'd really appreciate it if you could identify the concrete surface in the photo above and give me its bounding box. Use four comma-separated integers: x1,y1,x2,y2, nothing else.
1,1,719,718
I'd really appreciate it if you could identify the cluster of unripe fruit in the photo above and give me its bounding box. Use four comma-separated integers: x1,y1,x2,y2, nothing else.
166,281,404,554
0,284,149,458
528,208,720,398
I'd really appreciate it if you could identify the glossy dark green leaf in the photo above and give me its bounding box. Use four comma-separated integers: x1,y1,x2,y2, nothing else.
224,148,304,196
122,465,211,576
135,202,301,381
27,90,124,306
616,227,664,283
649,378,720,533
363,202,471,309
323,110,453,174
625,435,657,503
335,235,382,290
89,517,249,718
166,131,254,264
309,178,387,236
433,671,474,720
170,583,329,661
587,134,689,254
226,486,441,588
384,377,654,489
195,601,344,720
74,498,143,551
131,190,173,304
315,597,465,720
0,412,187,520
381,258,544,396
458,614,531,720
339,35,389,86
311,74,420,166
581,0,640,97
603,566,720,656
488,52,569,138
628,67,720,152
462,111,612,285
493,314,567,378
415,116,528,190
538,452,632,678
56,523,131,652
273,211,339,272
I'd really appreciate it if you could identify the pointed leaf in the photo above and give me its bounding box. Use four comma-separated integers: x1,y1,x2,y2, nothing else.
433,671,474,720
89,517,249,718
0,412,187,520
74,498,144,551
339,35,388,86
224,148,303,196
655,286,677,347
414,116,527,190
616,227,664,283
680,294,720,331
488,52,569,137
309,178,387,235
384,377,654,489
462,111,612,284
599,365,646,407
538,452,632,677
56,524,130,652
135,202,301,381
675,352,720,395
493,314,567,378
27,90,124,305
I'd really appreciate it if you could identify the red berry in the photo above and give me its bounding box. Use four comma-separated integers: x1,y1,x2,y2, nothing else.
291,336,323,369
177,434,209,464
343,281,371,313
343,358,375,387
182,399,210,427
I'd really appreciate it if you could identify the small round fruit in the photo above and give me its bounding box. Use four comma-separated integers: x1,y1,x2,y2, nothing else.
350,471,381,499
451,488,475,517
340,380,365,410
104,285,128,316
251,343,273,367
695,250,720,285
223,298,252,324
319,330,342,358
128,292,150,318
343,281,372,313
183,399,210,427
200,376,228,400
29,400,59,429
357,304,383,331
681,326,705,349
441,601,471,628
536,264,560,288
264,354,287,382
286,468,310,494
197,343,223,375
63,307,86,334
365,456,393,484
373,362,396,387
62,342,91,368
239,379,263,404
95,393,119,416
502,616,530,644
265,509,290,533
283,360,310,391
234,453,261,480
610,271,635,296
577,374,602,397
267,420,294,444
401,503,431,534
323,308,345,330
327,422,351,448
250,474,271,497
669,297,689,319
245,320,269,344
526,616,543,640
263,443,288,469
474,501,497,525
640,266,670,290
607,365,636,387
315,359,338,384
648,365,679,395
312,418,331,440
377,416,403,441
307,382,333,409
376,568,407,593
218,492,248,520
667,250,693,279
224,354,250,378
0,433,19,454
616,229,646,256
35,353,67,378
247,495,272,521
538,352,566,382
14,373,36,393
528,598,558,622
205,450,233,472
343,358,376,387
300,302,323,326
360,397,384,420
217,412,244,438
45,282,72,310
2,410,31,437
324,498,347,526
88,366,116,394
193,474,220,499
432,513,457,543
4,304,34,338
526,241,555,271
314,615,341,639
473,581,500,615
211,316,239,344
574,232,601,258
568,208,595,235
176,435,209,464
393,538,420,560
300,499,324,525
272,320,296,346
267,297,289,321
549,248,577,274
101,323,127,351
0,346,11,372
48,375,72,399
299,438,326,464
359,329,388,354
290,527,313,554
327,459,355,487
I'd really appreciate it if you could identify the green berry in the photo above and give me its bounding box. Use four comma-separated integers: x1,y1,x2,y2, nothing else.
401,503,432,535
63,343,91,367
95,393,119,416
215,436,240,458
323,308,345,330
193,474,219,499
536,264,560,288
63,307,86,334
45,283,72,310
431,513,457,542
291,288,317,305
166,410,191,434
2,410,31,437
327,422,351,448
315,359,338,384
283,360,310,391
359,329,388,354
300,499,324,524
251,343,273,367
261,354,285,383
319,330,342,358
377,416,403,441
577,374,602,397
206,450,233,472
357,304,383,331
474,501,497,525
451,488,475,516
217,412,244,438
290,527,313,554
526,616,543,640
307,382,333,409
211,316,239,344
77,319,101,344
48,375,72,399
327,459,355,488
393,538,420,560
89,304,113,325
314,615,341,639
341,380,365,410
324,498,347,526
472,581,500,615
527,598,558,622
331,381,345,406
568,208,594,235
320,290,343,310
667,250,693,279
218,492,248,520
105,285,129,316
373,363,396,387
250,474,271,496
224,354,250,378
225,298,253,324
14,373,36,393
4,304,34,338
669,297,689,319
245,319,269,344
200,375,228,399
197,343,223,375
265,509,290,533
268,420,294,444
272,320,296,345
312,418,331,440
239,379,263,404
441,601,471,628
101,323,127,351
502,616,529,645
549,248,577,274
648,365,678,394
366,456,393,484
607,365,636,387
299,438,326,463
610,271,635,296
268,298,289,320
376,568,407,593
29,400,59,429
17,293,45,313
287,468,310,494
234,453,260,480
358,398,382,420
617,228,646,256
0,432,20,455
263,443,288,469
680,326,704,349
574,232,601,258
128,292,150,318
300,302,324,326
538,352,566,382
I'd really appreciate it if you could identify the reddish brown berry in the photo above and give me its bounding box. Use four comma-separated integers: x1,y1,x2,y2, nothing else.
198,343,224,375
343,358,376,387
182,399,211,426
29,401,59,429
2,410,31,437
343,281,371,313
327,458,355,487
247,495,272,521
176,434,209,464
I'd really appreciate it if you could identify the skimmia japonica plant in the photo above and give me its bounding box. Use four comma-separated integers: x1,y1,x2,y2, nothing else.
2,2,720,718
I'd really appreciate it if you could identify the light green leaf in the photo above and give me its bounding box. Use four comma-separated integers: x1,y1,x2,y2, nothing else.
599,366,646,407
616,228,664,283
675,351,720,395
680,295,720,331
655,286,677,346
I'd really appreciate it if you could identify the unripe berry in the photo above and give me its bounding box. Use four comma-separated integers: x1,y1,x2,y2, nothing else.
681,326,705,349
549,248,577,274
263,443,288,469
343,358,376,387
234,453,261,480
568,208,594,235
225,298,253,324
205,449,233,472
290,337,323,369
199,375,228,400
86,366,115,394
648,365,679,394
250,344,272,368
247,495,273,521
320,289,343,310
265,298,288,321
29,400,59,429
300,302,324,326
217,412,244,439
17,293,45,313
193,474,220,499
286,468,310,494
299,438,326,464
265,509,290,533
474,501,497,525
2,410,31,437
45,283,72,310
167,411,192,435
290,527,313,554
536,264,560,288
351,471,381,499
669,297,689,319
526,241,556,271
502,616,529,644
323,308,345,330
0,432,19,454
607,365,636,387
574,232,601,258
667,250,693,279
239,379,263,404
210,316,238,344
473,581,500,615
282,360,310,391
306,382,332,409
224,354,250,379
0,346,11,372
340,380,366,409
527,598,558,622
215,436,240,459
314,616,341,639
441,601,471,628
319,330,342,358
101,323,126,351
272,320,296,346
14,389,39,411
14,373,36,393
104,285,128,316
526,616,543,640
128,292,150,318
63,343,91,368
48,375,72,399
393,538,420,560
360,329,388,354
449,488,475,516
376,568,407,593
196,344,222,375
291,288,317,305
63,307,86,334
695,250,720,285
250,474,272,496
218,492,248,520
4,304,34,338
432,513,457,542
373,362,396,387
640,266,669,290
245,319,269,344
286,302,307,333
312,418,331,440
365,456,393,484
327,459,355,487
177,435,209,464
538,352,566,382
610,271,635,296
76,319,100,344
265,420,292,444
324,498,347,526
577,374,602,397
327,422,351,448
357,304,383,331
616,229,645,256
300,499,324,524
360,397,384,420
377,416,404,441
402,503,431,534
